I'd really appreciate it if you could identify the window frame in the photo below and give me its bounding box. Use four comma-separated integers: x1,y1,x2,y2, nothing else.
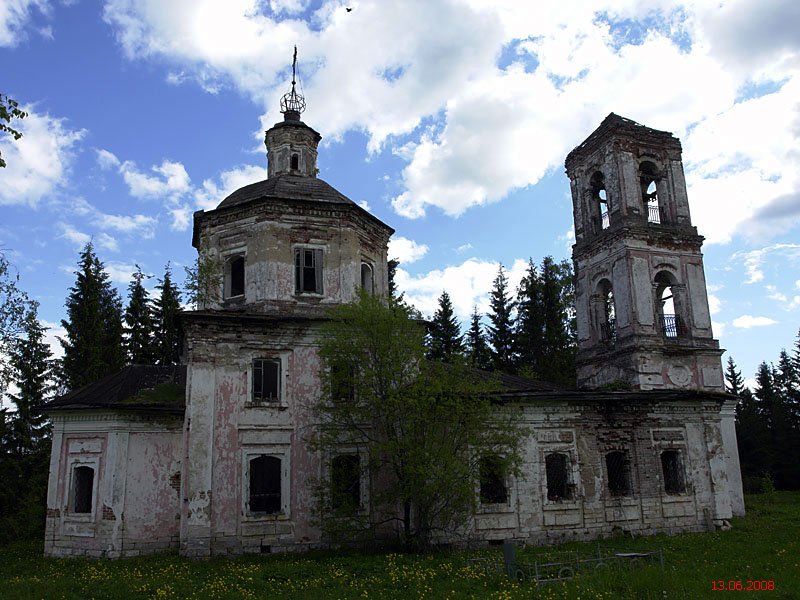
660,449,687,495
223,250,246,300
65,457,99,521
294,246,324,296
242,447,290,520
360,261,374,295
251,358,281,405
478,454,510,507
544,452,574,502
329,453,364,513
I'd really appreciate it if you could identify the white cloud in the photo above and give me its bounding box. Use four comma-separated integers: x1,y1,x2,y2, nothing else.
120,159,192,200
732,315,778,329
40,319,65,360
733,244,800,285
99,1,800,238
707,293,721,315
387,236,428,265
397,257,527,320
96,232,119,252
96,148,121,170
195,164,265,210
169,205,192,231
105,261,138,284
712,320,726,338
0,0,50,46
0,106,85,206
58,223,90,248
456,243,473,253
68,197,157,239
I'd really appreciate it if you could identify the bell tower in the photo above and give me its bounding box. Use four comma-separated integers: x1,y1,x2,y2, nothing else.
566,114,724,391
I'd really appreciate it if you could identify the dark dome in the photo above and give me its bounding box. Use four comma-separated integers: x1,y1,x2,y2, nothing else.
217,173,356,210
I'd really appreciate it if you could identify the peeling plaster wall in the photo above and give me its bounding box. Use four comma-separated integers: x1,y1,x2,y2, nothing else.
44,412,183,558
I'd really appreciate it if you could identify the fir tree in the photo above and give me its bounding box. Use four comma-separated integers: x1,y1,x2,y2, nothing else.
724,355,746,396
60,242,125,391
124,265,156,364
539,257,576,386
387,259,399,299
0,303,53,540
514,259,544,376
486,265,515,373
428,291,464,362
153,263,183,366
465,306,491,370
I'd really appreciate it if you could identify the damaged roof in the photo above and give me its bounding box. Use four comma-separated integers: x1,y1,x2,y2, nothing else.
44,365,186,414
217,173,354,210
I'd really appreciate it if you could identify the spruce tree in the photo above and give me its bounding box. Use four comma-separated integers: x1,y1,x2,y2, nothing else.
1,303,53,540
60,242,125,391
540,257,576,386
428,291,464,362
514,259,544,376
153,263,183,366
466,307,491,370
486,265,515,373
724,355,746,396
388,259,399,299
124,265,156,364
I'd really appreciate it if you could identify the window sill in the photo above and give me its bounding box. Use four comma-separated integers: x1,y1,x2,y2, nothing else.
63,513,94,523
244,512,290,522
543,500,581,510
245,401,288,410
661,492,692,503
294,292,325,298
477,502,514,514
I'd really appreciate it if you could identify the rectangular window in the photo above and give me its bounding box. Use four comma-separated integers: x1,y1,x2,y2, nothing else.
331,454,361,511
545,453,573,501
606,450,632,497
330,362,356,403
661,450,685,494
253,359,280,403
479,455,508,504
295,248,323,294
72,465,95,514
249,455,281,514
225,254,245,298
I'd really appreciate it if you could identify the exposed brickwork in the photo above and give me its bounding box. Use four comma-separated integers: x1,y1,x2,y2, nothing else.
47,508,60,518
169,471,181,493
102,505,115,520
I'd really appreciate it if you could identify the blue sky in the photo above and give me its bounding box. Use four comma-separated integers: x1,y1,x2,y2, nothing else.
2,0,799,390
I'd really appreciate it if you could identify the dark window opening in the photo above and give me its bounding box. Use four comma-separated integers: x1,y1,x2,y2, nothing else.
330,362,356,403
249,455,281,514
360,263,374,294
640,161,662,224
253,359,280,403
606,451,632,497
295,248,323,294
655,271,683,338
227,255,245,298
291,154,299,170
331,454,361,510
545,453,573,501
590,171,609,231
597,279,616,343
661,450,685,494
479,455,508,504
73,466,94,514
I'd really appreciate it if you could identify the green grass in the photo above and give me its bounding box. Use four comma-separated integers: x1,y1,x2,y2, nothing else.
2,492,797,599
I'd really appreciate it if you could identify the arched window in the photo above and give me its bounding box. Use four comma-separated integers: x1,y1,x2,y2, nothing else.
72,465,94,514
290,153,299,170
605,450,632,497
360,263,373,294
655,271,682,338
225,255,245,298
640,161,661,224
590,171,609,231
597,279,615,343
249,455,281,514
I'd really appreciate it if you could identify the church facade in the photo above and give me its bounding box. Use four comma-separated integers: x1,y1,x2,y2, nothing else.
43,97,744,557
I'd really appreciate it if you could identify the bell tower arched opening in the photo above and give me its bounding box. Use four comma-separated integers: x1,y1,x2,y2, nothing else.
640,161,662,224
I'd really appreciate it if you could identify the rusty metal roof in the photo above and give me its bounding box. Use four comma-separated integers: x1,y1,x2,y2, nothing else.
217,173,354,209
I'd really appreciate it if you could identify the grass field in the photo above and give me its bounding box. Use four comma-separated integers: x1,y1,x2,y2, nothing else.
1,492,797,599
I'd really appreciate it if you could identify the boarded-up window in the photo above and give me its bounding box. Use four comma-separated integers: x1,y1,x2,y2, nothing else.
253,359,280,403
73,466,94,513
545,453,572,501
479,455,508,504
661,450,685,494
606,451,632,497
295,248,323,294
249,455,281,514
331,454,361,510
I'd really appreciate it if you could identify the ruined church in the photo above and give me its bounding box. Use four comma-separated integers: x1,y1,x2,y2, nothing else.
43,75,744,557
